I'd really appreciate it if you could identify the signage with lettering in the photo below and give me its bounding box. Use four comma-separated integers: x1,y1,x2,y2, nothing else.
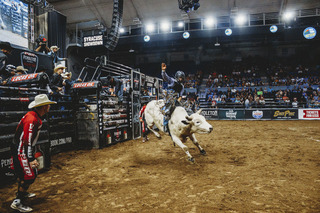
83,35,104,47
72,82,100,89
218,109,244,120
50,137,72,147
11,73,38,82
20,51,38,72
299,109,320,120
272,109,298,119
201,109,218,120
244,109,273,120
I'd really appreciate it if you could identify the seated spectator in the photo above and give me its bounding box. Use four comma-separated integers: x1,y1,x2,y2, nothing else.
235,96,241,104
283,93,290,104
292,98,299,108
258,95,265,105
245,98,250,108
51,65,66,95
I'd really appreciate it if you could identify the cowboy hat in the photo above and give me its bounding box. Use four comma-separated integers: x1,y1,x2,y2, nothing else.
28,94,57,109
54,64,67,73
16,66,28,72
50,45,59,51
61,72,72,78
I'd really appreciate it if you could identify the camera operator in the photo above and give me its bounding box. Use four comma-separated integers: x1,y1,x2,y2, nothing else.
35,36,50,54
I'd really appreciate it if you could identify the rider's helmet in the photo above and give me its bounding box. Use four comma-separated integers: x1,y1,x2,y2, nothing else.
175,70,185,83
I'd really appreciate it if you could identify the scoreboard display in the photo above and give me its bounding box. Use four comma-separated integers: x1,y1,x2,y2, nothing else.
0,0,28,47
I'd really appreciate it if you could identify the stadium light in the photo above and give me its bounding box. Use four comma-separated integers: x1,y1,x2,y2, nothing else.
283,11,295,21
144,35,150,42
145,23,155,33
160,21,171,32
178,21,184,28
204,17,216,27
119,28,125,33
183,31,190,39
235,14,247,25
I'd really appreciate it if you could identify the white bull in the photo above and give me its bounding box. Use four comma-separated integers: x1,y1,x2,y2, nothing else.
144,100,213,162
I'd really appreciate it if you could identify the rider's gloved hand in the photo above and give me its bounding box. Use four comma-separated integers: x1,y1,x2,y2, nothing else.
161,63,166,71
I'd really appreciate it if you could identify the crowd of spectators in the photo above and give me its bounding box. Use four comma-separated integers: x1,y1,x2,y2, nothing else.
206,86,320,108
202,62,320,108
184,70,204,90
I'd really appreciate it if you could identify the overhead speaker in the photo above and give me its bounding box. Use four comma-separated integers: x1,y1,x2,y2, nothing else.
105,0,123,51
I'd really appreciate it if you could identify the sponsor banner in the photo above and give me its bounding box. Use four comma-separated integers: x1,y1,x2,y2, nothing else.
20,52,38,72
10,73,38,82
50,137,72,147
299,109,320,120
201,109,218,120
272,109,298,120
218,109,245,120
83,35,104,47
72,81,99,89
244,109,272,120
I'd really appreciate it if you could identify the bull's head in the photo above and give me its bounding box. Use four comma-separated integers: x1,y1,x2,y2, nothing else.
182,109,213,134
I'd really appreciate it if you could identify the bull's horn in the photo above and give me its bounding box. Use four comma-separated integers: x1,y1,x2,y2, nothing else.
196,109,202,114
185,115,192,121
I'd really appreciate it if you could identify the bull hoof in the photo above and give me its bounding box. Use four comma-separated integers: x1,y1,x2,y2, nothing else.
188,157,195,163
156,134,161,139
200,149,207,156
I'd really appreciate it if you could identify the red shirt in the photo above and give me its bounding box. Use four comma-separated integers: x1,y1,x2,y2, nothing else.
13,111,43,161
139,105,147,119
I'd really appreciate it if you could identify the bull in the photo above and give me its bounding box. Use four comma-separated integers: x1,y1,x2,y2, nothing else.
144,100,213,162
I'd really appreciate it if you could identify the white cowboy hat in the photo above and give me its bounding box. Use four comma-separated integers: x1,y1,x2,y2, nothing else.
50,45,60,51
28,94,57,109
54,65,67,73
16,66,28,73
61,72,72,79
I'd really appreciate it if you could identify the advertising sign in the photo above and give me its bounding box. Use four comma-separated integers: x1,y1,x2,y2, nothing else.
201,109,218,120
272,109,298,120
10,73,38,82
218,109,244,120
244,109,273,120
83,35,104,47
20,52,38,72
299,109,320,120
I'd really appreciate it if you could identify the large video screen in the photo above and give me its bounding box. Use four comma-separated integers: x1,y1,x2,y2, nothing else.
0,0,28,48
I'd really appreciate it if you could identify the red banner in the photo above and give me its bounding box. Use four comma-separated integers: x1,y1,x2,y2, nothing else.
72,82,96,88
11,73,38,82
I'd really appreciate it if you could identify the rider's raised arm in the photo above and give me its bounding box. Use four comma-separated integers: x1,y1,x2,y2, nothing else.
161,63,174,85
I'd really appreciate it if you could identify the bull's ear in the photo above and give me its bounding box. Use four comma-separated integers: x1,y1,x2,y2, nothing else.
196,109,202,114
185,115,192,121
181,120,190,125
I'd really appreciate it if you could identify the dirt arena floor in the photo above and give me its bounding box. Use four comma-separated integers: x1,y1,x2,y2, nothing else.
1,120,320,213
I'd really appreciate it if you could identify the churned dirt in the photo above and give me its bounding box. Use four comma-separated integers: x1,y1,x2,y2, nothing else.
1,120,320,213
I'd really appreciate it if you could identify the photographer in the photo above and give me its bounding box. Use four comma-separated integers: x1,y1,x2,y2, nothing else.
35,36,50,54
